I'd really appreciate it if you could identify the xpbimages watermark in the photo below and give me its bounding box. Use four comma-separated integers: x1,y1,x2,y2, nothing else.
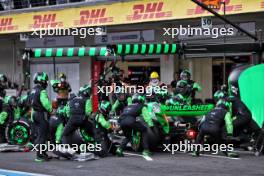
163,141,234,154
31,26,106,38
163,25,234,39
30,141,102,154
97,84,168,96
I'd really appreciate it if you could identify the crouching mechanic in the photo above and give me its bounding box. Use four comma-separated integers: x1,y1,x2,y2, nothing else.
31,72,53,162
116,94,153,157
110,93,132,116
93,101,117,157
0,96,19,143
51,93,76,144
227,91,260,139
193,99,238,157
62,85,94,144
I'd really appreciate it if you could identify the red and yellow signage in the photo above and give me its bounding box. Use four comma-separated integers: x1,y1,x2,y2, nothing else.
0,0,263,34
0,17,18,32
74,8,113,26
29,13,63,30
126,2,172,21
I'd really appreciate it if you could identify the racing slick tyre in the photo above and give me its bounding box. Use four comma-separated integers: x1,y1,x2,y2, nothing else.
5,118,31,145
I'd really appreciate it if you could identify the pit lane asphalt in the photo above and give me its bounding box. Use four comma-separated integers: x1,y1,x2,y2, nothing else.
0,151,263,176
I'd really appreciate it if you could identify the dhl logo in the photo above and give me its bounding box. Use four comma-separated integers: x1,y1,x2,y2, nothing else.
74,8,113,25
127,2,172,21
261,1,264,8
187,0,242,15
30,14,63,29
0,18,18,31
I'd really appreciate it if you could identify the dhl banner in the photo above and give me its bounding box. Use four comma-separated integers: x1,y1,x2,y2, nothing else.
0,0,264,34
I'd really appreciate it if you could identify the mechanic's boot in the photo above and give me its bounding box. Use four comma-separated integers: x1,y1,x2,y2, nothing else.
254,151,261,157
35,155,49,162
142,150,152,157
224,151,239,158
192,151,200,157
35,157,44,162
163,136,171,145
25,142,33,150
43,152,53,160
116,147,124,157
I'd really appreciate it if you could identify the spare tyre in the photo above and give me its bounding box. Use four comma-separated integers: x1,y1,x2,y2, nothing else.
5,118,31,145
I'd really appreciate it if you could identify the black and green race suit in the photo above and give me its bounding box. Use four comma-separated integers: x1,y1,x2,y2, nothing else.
0,96,21,125
93,112,117,156
166,93,191,106
94,113,111,130
62,96,93,143
145,85,168,103
111,95,132,115
144,86,169,134
118,103,153,151
18,94,31,119
31,84,52,157
196,104,233,145
228,96,260,138
186,80,202,101
0,101,16,142
53,103,70,144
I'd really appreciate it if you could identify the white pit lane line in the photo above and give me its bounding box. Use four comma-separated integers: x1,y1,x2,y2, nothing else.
124,152,153,161
199,153,241,160
174,151,242,160
0,169,52,176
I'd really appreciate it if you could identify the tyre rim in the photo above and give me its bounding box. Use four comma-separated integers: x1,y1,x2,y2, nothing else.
80,128,94,142
10,125,29,145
